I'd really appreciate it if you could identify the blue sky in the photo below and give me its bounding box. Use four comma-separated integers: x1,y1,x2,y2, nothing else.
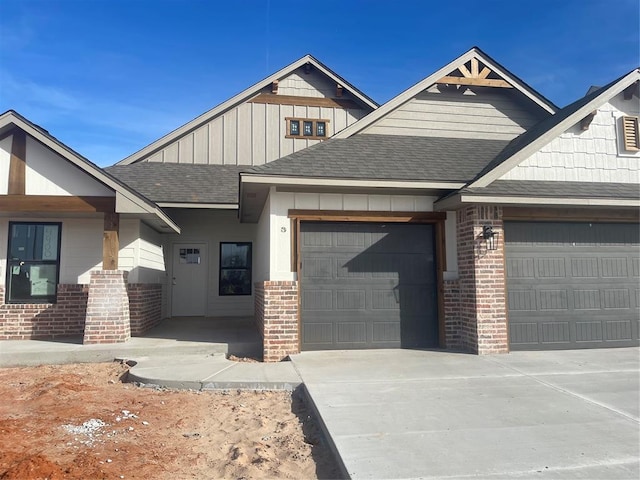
0,0,638,166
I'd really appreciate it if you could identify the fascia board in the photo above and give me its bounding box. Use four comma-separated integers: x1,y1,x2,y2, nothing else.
334,48,557,139
117,56,377,165
470,70,640,188
435,193,640,210
157,202,238,209
240,174,464,190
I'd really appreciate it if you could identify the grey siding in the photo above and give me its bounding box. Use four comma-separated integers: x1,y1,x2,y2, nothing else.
365,86,545,140
300,222,438,350
505,221,640,350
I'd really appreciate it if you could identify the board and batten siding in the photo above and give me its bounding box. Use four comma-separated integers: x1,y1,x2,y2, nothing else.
500,97,640,183
264,190,459,282
1,135,115,197
143,102,366,166
140,68,369,166
363,86,545,140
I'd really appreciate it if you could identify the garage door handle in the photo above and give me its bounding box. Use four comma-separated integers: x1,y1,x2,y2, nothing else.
393,285,400,304
172,277,176,285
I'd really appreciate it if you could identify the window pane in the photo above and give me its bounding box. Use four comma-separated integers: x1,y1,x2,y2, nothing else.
220,269,251,295
290,120,300,135
10,224,59,261
7,223,61,303
221,243,250,268
316,122,326,137
303,121,313,136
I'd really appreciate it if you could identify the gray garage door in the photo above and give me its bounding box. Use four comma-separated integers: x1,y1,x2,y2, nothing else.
505,221,640,350
300,222,438,350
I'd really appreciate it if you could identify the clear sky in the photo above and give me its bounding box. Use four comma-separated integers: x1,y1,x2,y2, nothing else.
0,0,638,166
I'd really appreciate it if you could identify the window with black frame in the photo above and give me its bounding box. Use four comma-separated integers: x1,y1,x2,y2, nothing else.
219,242,252,296
6,222,61,303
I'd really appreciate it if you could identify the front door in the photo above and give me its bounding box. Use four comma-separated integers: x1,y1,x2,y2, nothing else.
171,243,207,317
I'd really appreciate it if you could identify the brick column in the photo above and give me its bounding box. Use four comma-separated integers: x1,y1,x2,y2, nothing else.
456,205,508,354
83,270,131,344
255,280,299,362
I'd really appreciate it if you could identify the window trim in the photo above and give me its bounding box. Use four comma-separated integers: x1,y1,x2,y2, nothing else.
622,116,640,151
219,242,252,296
285,118,331,140
6,221,62,304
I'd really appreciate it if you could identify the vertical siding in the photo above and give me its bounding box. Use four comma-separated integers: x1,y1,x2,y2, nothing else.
223,108,237,165
365,86,545,140
138,67,373,166
500,97,640,183
193,124,209,164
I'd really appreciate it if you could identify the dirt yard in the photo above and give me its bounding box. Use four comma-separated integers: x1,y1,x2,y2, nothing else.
0,361,339,479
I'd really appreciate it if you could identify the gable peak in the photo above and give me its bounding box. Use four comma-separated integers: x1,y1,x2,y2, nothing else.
436,56,513,90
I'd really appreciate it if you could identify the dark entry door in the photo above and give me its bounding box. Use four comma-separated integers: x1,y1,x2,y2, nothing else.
300,222,438,350
505,221,640,350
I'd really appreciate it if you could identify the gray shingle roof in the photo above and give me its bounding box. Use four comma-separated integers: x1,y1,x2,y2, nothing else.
245,135,510,182
106,163,247,204
462,180,640,199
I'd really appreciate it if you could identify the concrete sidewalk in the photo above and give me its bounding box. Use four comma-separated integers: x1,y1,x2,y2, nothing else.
0,340,302,391
290,348,640,480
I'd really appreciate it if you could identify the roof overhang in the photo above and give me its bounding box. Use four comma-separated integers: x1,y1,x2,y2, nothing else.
157,202,238,210
240,173,463,222
435,193,640,211
0,110,180,233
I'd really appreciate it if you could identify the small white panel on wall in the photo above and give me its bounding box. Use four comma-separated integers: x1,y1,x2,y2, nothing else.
0,135,12,195
25,137,114,196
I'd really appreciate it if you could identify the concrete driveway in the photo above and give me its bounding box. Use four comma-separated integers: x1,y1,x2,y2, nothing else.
290,348,640,479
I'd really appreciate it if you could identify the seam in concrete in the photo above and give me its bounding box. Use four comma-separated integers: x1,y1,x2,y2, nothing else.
201,361,237,382
425,457,640,479
484,357,640,424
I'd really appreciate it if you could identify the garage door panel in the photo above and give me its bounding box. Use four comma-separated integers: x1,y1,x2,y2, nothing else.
506,221,640,350
301,222,438,350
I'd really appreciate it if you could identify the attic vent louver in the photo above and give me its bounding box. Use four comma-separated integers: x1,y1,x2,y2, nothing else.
622,116,640,151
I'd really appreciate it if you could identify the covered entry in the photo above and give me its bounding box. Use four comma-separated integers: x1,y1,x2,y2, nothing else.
505,221,640,350
300,222,438,350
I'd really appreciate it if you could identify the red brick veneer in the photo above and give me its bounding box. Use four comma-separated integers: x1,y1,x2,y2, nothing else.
443,279,462,349
83,270,131,344
255,280,299,362
456,205,508,354
128,283,163,336
0,284,88,339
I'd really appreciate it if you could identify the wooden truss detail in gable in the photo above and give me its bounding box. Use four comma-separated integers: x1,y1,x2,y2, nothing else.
436,57,513,88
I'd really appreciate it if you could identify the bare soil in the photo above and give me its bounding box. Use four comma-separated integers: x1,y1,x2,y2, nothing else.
0,361,340,479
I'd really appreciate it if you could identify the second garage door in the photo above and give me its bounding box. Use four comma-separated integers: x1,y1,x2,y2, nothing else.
300,222,438,350
505,221,640,350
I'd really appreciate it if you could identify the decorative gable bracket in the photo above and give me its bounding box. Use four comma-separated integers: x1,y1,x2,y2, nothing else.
436,57,513,89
